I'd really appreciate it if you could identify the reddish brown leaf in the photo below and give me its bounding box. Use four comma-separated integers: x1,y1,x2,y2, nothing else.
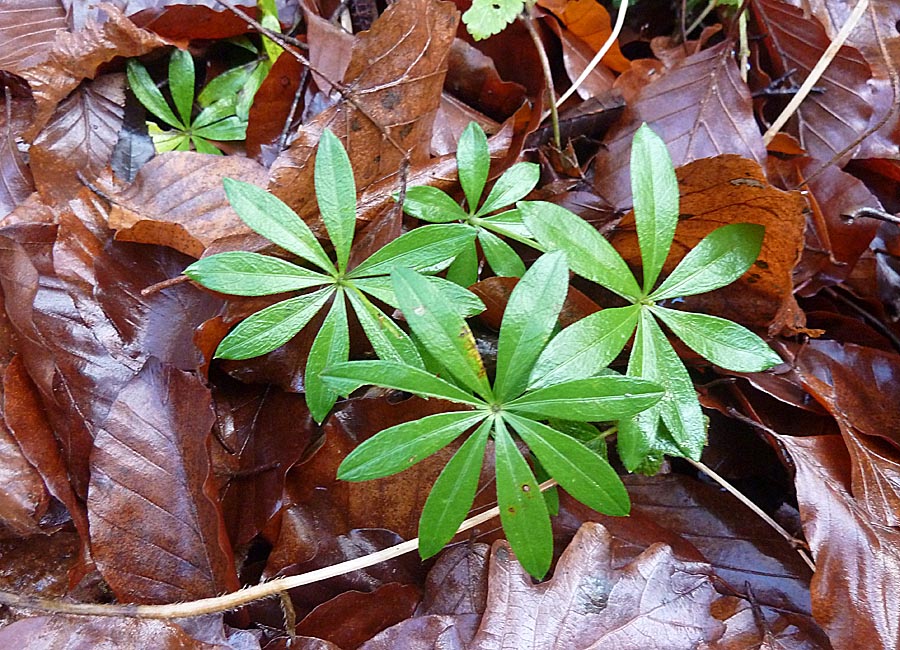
107,151,268,258
268,0,459,230
416,544,489,617
30,74,125,204
0,397,48,537
468,522,726,649
543,15,617,100
295,583,421,649
594,42,765,210
129,1,261,41
538,0,630,72
88,358,239,604
0,0,66,77
431,93,500,157
445,38,526,122
752,0,874,164
246,52,306,163
0,533,81,614
611,155,807,334
19,4,167,139
778,434,900,650
0,616,222,649
0,97,35,218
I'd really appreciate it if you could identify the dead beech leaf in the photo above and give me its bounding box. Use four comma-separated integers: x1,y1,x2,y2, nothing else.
88,358,239,604
20,3,167,139
611,155,807,335
777,434,900,650
538,0,630,72
543,16,617,100
445,38,526,122
594,42,765,211
107,151,268,258
0,97,35,218
246,52,306,163
0,0,66,77
29,74,125,204
0,390,48,538
268,0,459,229
128,1,264,41
752,0,873,164
0,616,222,650
467,522,725,649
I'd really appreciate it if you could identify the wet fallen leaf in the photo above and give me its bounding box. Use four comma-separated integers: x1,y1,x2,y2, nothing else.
0,97,35,218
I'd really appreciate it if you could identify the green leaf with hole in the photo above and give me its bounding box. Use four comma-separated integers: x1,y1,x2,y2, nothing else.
215,287,333,359
418,419,491,559
494,418,551,579
336,410,487,481
507,414,629,516
184,252,330,295
650,223,765,300
315,129,357,272
463,0,525,41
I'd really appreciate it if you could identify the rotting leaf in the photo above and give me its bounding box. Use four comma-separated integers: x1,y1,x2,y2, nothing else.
88,358,240,604
594,42,765,211
268,0,459,230
107,151,268,258
0,97,35,219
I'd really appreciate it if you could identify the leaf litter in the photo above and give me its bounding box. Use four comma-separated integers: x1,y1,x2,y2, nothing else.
0,0,898,647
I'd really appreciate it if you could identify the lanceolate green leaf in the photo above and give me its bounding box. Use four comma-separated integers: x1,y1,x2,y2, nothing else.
184,252,330,296
192,117,247,141
126,59,183,129
314,129,357,272
348,224,475,278
305,293,350,423
457,122,489,210
223,179,333,272
506,414,630,516
506,376,663,421
352,275,485,318
418,419,492,559
168,49,196,128
650,223,765,300
650,306,781,372
494,252,568,401
528,305,639,390
519,201,641,301
616,311,659,471
401,186,469,223
215,287,333,359
494,418,551,579
479,210,536,243
321,360,485,406
445,240,478,287
392,267,492,399
477,229,525,278
475,162,540,217
631,123,679,293
336,411,487,481
345,289,422,367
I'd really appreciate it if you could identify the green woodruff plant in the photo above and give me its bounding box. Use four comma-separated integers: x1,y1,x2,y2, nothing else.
184,122,780,579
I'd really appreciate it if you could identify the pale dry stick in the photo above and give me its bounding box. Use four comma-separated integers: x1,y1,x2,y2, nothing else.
686,457,816,572
0,480,558,619
521,8,562,150
553,0,628,109
761,0,869,145
685,0,719,38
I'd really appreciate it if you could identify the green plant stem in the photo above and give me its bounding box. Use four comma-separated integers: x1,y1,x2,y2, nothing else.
521,9,561,151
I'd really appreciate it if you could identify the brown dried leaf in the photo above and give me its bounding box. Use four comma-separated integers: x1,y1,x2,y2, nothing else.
0,98,35,218
0,0,66,76
778,434,900,650
467,522,725,649
538,0,630,72
445,38,526,122
107,151,268,258
0,616,222,649
0,393,48,537
128,1,262,41
268,0,459,229
594,42,765,210
752,0,874,164
611,155,807,334
88,358,239,604
29,74,125,204
245,52,306,163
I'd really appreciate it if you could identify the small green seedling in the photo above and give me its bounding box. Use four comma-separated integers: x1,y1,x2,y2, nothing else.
184,129,480,422
321,253,664,578
519,124,781,472
127,49,248,155
463,0,533,40
401,122,540,286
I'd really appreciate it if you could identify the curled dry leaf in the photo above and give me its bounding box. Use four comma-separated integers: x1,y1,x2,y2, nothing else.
88,358,239,604
611,155,807,335
778,434,900,650
107,151,268,258
445,38,527,122
595,42,766,211
268,0,459,230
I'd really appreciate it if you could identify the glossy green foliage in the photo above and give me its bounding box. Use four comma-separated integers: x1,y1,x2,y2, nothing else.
185,129,478,422
127,48,249,155
322,253,664,578
520,123,781,471
401,122,541,284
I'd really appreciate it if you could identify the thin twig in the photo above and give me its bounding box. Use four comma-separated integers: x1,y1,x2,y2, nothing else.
762,0,869,145
0,480,558,619
521,9,560,150
686,0,718,37
686,457,816,572
554,0,629,108
215,0,309,50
